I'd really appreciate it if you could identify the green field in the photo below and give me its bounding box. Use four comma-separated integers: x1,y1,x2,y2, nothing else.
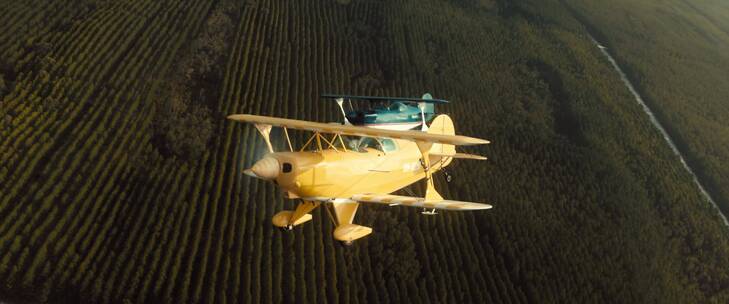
560,0,729,217
1,0,728,303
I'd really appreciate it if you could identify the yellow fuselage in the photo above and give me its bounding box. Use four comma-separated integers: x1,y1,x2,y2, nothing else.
263,139,450,199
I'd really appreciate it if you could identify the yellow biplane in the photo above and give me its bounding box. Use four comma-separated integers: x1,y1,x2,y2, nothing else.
228,112,492,244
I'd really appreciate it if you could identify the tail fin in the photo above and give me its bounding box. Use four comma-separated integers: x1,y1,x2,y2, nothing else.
427,114,456,167
421,93,435,114
428,115,488,163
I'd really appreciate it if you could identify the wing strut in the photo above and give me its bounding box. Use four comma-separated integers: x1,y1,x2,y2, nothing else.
417,140,446,214
418,102,429,131
416,140,444,202
335,98,351,125
254,123,274,153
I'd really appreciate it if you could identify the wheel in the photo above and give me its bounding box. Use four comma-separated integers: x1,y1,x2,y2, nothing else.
286,224,294,231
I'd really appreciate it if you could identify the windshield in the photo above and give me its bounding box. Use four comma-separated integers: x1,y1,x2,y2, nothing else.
380,138,397,152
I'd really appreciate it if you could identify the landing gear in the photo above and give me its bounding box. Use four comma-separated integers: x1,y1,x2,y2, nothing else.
335,240,354,248
286,224,294,231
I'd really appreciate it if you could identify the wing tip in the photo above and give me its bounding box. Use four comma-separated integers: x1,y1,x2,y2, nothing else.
459,203,493,210
227,114,249,121
479,204,494,210
456,136,490,145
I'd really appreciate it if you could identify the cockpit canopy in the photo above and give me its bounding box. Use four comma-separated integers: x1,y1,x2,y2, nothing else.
388,102,409,112
344,136,398,153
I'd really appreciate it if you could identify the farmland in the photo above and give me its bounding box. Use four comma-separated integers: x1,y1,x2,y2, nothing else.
1,0,729,303
560,0,729,218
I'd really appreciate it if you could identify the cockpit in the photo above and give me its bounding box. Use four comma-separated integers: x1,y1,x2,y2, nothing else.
387,102,409,112
344,136,398,153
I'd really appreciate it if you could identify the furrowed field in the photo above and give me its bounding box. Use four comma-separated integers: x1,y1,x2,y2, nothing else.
1,0,728,303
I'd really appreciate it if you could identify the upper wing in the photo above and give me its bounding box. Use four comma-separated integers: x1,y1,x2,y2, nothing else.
351,193,492,211
321,94,449,104
227,114,489,146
